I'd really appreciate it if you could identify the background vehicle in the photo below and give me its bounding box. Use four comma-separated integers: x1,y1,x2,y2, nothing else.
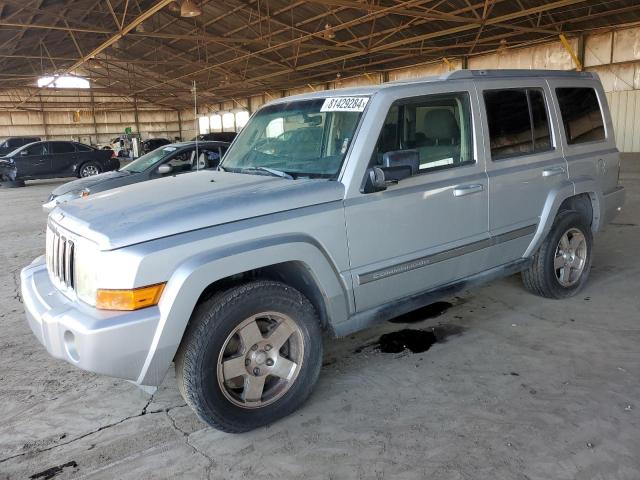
22,70,624,433
192,132,237,143
0,140,119,183
44,141,229,210
0,136,41,156
142,137,172,154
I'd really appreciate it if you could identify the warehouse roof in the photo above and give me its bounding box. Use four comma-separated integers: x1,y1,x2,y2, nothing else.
0,0,638,110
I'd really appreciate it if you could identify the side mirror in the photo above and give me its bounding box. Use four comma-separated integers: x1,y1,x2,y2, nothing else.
362,167,387,194
381,150,419,182
157,164,172,175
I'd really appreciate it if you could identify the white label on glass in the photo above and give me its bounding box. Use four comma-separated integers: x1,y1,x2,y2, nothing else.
320,97,369,112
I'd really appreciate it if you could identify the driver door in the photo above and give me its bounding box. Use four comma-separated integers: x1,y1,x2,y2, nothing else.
15,142,50,177
345,88,490,312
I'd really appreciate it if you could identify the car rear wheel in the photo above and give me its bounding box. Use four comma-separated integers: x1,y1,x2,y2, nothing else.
78,162,101,178
175,281,323,433
522,210,593,299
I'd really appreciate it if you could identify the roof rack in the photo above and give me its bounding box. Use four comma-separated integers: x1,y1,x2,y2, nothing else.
442,69,595,80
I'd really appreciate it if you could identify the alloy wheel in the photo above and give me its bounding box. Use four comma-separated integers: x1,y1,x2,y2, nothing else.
216,312,304,409
554,228,588,287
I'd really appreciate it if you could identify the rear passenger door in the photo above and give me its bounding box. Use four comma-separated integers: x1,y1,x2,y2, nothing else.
345,87,491,312
49,141,78,177
478,80,570,263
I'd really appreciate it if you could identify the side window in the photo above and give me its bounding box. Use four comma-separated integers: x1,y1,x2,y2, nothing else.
371,93,473,173
51,142,75,154
195,148,222,169
166,148,195,173
556,87,605,144
75,143,93,152
484,88,552,160
22,143,48,156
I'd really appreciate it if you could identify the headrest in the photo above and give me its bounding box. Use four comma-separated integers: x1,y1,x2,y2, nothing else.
424,109,459,141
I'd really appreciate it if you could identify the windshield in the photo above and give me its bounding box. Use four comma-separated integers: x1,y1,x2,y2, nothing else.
122,146,179,173
221,97,368,178
5,143,30,157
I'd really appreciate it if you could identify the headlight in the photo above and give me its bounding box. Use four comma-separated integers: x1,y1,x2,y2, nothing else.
74,239,98,306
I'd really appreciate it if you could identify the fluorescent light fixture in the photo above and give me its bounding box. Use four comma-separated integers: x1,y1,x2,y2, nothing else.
37,75,90,89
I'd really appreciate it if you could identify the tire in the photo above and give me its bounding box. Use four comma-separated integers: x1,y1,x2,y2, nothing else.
0,179,25,188
175,280,323,433
78,162,102,178
522,210,593,299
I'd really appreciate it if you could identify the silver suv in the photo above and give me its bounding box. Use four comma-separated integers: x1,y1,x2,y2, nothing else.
21,70,625,432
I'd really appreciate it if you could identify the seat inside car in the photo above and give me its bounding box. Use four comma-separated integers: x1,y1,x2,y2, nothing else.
415,108,461,168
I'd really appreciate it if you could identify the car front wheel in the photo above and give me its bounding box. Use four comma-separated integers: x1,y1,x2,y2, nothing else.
175,281,323,433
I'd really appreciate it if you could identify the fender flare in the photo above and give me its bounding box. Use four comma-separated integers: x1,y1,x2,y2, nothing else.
572,176,604,231
136,234,351,386
523,180,575,257
524,176,602,258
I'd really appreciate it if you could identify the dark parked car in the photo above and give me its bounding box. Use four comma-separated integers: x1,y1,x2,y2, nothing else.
142,137,172,154
0,141,119,185
44,141,229,210
191,132,237,143
0,136,41,156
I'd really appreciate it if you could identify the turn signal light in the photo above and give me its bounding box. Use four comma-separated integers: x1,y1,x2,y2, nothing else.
96,283,166,311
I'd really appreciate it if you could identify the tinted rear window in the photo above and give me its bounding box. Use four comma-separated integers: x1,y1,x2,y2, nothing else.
484,88,552,159
556,87,605,144
75,143,93,152
51,142,75,154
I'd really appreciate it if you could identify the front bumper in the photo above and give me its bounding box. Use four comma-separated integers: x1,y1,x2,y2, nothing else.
21,256,160,383
602,185,625,226
0,162,16,181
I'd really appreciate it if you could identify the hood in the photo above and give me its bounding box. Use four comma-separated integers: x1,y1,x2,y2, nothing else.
51,170,132,196
50,171,344,250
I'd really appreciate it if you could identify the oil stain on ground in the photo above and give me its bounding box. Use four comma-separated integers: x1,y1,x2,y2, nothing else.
388,301,452,324
358,324,466,354
30,461,78,480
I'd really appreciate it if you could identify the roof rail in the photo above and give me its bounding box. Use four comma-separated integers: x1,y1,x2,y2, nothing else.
443,69,595,80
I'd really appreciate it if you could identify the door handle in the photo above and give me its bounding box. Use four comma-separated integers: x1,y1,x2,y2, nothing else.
542,166,565,177
453,184,484,197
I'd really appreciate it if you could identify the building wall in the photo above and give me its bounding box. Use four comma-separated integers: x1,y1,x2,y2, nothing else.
0,89,183,146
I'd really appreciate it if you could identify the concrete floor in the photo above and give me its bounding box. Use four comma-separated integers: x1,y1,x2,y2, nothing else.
1,161,639,480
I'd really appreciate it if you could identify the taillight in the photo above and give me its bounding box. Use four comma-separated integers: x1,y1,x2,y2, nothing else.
110,150,116,158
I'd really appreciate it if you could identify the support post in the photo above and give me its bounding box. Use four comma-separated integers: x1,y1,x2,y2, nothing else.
133,96,141,134
559,33,583,71
90,89,99,144
177,109,183,141
38,94,49,140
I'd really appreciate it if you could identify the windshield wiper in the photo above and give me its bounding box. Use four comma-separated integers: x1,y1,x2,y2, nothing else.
241,166,294,179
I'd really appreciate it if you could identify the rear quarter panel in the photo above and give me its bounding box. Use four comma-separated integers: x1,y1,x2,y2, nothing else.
546,76,621,231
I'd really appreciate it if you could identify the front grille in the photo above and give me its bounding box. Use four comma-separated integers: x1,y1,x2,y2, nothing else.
46,226,75,290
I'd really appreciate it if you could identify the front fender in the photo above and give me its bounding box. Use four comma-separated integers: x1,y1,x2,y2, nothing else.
136,235,351,386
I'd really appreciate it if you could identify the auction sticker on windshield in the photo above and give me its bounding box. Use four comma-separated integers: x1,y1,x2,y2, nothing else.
321,97,369,112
